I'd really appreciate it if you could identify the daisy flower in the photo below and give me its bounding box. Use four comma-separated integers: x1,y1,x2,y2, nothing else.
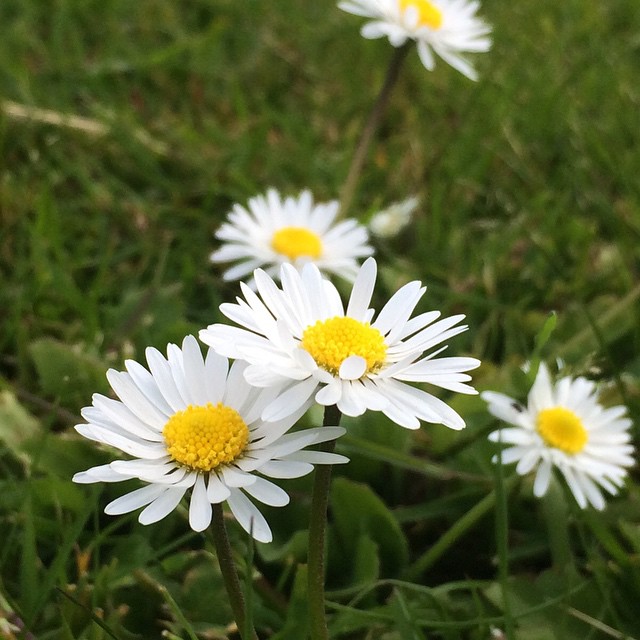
482,364,635,510
210,188,373,286
72,336,347,542
200,257,480,430
338,0,491,81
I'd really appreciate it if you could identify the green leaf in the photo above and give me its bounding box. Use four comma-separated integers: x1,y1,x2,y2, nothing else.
270,564,309,640
0,390,42,465
330,478,408,580
29,338,109,409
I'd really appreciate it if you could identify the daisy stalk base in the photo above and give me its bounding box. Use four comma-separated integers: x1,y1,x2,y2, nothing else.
307,404,343,640
339,43,411,218
211,504,258,640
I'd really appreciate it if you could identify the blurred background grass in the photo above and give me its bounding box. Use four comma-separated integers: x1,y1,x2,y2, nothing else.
1,0,640,638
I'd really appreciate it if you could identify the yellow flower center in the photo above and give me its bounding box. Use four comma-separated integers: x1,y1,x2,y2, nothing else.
163,403,249,472
301,316,387,376
399,0,443,29
271,226,323,260
536,407,588,455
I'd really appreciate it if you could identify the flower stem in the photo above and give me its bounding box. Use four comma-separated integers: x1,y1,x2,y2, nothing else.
308,404,342,640
211,504,258,640
339,43,411,219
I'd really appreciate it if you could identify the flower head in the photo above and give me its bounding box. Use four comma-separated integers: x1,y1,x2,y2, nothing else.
369,196,419,238
338,0,491,80
482,364,635,510
73,336,347,542
210,188,373,286
200,258,480,430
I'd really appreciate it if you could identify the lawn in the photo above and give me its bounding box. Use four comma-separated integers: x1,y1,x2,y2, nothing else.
1,0,639,638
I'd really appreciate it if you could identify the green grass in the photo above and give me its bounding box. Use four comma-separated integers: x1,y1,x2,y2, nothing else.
1,0,640,638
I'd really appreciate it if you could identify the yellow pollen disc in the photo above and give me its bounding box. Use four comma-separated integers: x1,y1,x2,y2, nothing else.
399,0,443,29
536,407,588,455
271,226,323,260
163,403,249,472
301,316,387,377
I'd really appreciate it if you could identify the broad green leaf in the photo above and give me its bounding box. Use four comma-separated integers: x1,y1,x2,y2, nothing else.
330,478,408,580
29,338,109,409
0,390,42,464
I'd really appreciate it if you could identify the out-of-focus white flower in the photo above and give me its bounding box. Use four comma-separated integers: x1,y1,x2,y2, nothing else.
483,364,634,510
338,0,491,80
210,188,373,286
369,196,419,237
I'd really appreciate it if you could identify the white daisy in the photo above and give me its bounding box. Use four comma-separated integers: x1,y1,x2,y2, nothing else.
72,336,347,542
210,188,373,286
482,364,635,510
200,257,480,430
338,0,491,81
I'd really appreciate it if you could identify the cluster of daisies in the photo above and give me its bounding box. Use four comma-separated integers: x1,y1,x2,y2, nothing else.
73,1,634,541
74,185,634,542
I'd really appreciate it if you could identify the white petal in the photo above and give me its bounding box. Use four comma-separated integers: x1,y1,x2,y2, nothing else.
73,464,129,484
189,475,213,531
533,459,553,497
346,257,377,320
220,466,257,488
528,364,555,414
315,380,343,406
337,381,368,417
89,395,164,441
259,459,313,478
372,281,423,340
339,355,367,380
203,349,230,404
181,335,209,406
559,465,587,509
227,489,272,543
288,451,349,465
515,449,540,475
482,391,527,427
107,370,169,430
242,477,289,507
577,472,606,510
139,487,187,525
75,424,167,459
105,484,165,515
207,473,232,502
261,377,318,422
144,347,185,412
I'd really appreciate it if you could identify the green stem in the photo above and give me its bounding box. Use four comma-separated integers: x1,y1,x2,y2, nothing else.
211,504,258,640
339,43,411,219
494,443,515,640
404,475,519,582
542,477,573,573
308,404,343,640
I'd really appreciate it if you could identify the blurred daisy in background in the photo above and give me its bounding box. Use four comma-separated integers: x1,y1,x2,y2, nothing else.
210,188,373,286
483,363,634,510
338,0,491,80
73,336,347,542
369,195,419,238
200,258,480,430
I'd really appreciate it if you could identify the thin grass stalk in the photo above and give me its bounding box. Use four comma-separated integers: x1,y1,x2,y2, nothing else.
211,504,258,640
339,44,411,219
404,475,520,581
308,403,343,640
